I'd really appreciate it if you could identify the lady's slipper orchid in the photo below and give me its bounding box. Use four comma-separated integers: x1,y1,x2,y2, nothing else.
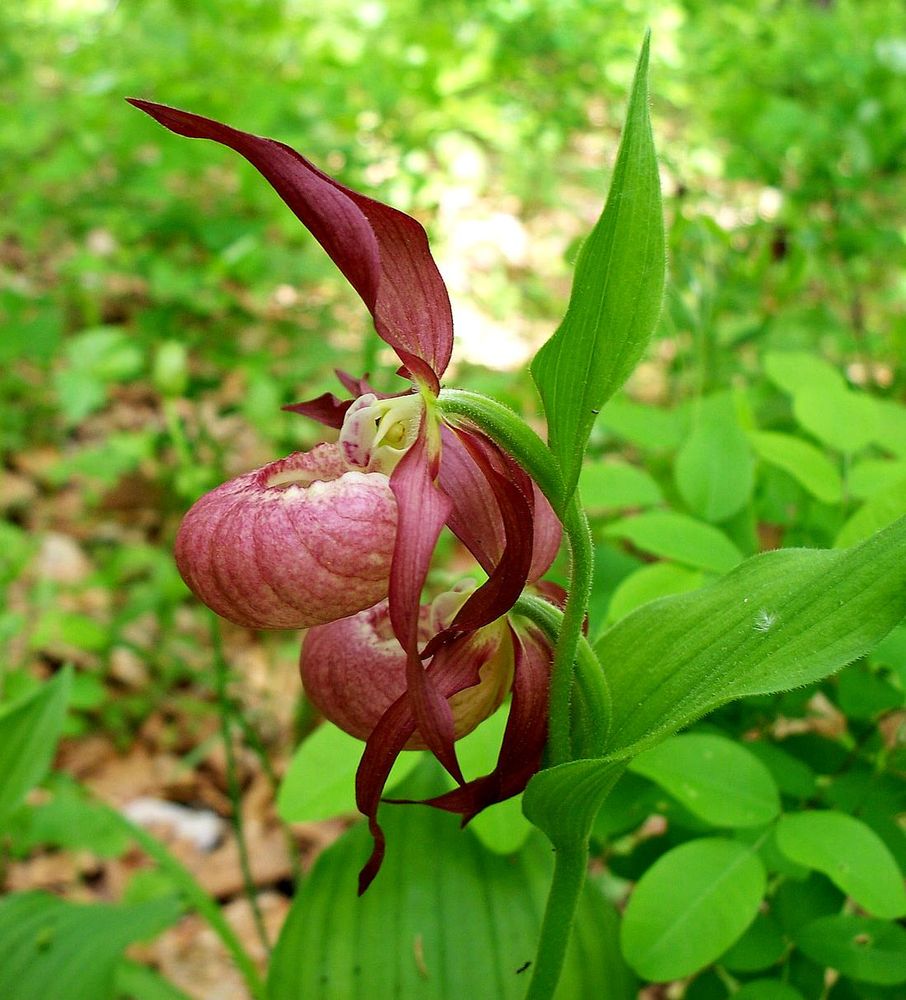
130,98,562,889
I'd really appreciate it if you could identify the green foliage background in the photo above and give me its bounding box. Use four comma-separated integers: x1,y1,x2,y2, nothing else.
2,2,905,999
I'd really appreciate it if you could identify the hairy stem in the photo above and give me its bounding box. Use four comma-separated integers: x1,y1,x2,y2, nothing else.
548,496,594,763
524,842,589,1000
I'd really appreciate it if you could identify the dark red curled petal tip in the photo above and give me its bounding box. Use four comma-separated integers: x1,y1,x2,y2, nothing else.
406,624,550,823
282,391,352,429
127,99,453,389
438,426,563,588
422,428,535,659
387,420,462,782
354,634,486,894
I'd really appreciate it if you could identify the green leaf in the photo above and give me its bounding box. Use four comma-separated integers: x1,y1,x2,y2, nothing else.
598,397,688,451
733,982,805,1000
0,893,180,1000
836,479,906,548
607,562,705,624
620,837,766,981
531,33,665,496
675,392,754,522
794,915,906,986
774,873,846,935
115,960,193,1000
598,516,906,758
794,386,880,455
763,351,846,397
267,764,635,1000
580,459,663,513
603,510,743,573
0,668,71,826
628,733,781,827
775,812,906,918
873,400,906,458
849,459,906,500
749,430,842,505
743,741,817,799
277,722,422,823
6,776,130,858
523,759,627,850
719,912,786,973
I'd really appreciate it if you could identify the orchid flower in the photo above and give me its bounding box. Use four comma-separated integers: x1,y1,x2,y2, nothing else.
129,99,562,889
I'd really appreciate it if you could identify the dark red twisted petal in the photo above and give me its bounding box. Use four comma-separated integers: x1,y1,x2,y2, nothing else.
127,99,453,390
282,391,352,429
396,624,550,822
355,634,485,894
422,427,535,659
387,419,461,783
335,369,384,399
438,426,562,584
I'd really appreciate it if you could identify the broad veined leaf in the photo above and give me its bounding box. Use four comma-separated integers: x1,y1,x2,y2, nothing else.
0,893,180,1000
0,668,71,826
603,510,743,574
531,33,665,497
628,733,781,828
523,759,627,850
277,722,422,823
776,812,906,918
580,459,663,513
794,915,906,986
598,516,906,758
836,479,906,548
748,430,842,505
620,837,766,981
675,391,754,522
606,562,705,624
267,764,635,1000
525,518,906,853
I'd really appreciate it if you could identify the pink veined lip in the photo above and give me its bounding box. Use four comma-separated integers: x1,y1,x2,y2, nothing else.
175,443,398,630
300,598,514,748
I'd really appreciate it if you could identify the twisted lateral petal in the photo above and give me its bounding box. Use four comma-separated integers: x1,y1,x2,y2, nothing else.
387,420,461,780
353,624,515,894
410,622,551,822
128,99,453,391
175,444,396,630
438,426,562,583
300,600,513,747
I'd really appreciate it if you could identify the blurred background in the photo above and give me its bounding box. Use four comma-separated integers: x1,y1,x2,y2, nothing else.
2,1,905,996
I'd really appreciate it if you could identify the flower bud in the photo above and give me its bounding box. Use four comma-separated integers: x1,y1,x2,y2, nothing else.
175,443,397,629
300,591,514,747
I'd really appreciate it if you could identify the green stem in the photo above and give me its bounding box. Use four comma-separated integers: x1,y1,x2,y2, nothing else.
512,594,610,758
438,389,596,762
210,617,272,957
525,842,589,1000
548,497,594,763
438,387,598,994
437,389,565,512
